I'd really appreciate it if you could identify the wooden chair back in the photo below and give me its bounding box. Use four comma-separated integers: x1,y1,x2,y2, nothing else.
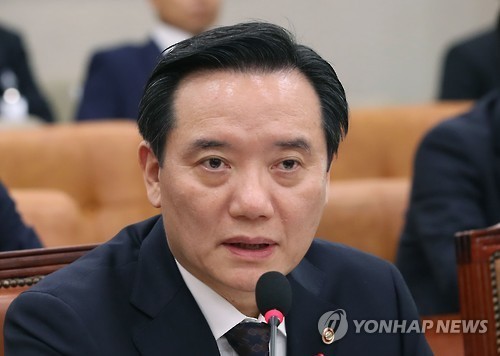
456,224,500,355
0,244,97,355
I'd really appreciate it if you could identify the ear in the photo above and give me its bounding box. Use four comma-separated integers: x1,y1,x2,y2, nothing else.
324,169,331,206
138,140,161,208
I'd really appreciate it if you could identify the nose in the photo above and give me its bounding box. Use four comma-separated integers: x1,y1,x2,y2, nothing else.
228,169,275,220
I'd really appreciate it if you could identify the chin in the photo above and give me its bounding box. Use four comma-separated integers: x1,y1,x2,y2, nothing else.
222,272,259,293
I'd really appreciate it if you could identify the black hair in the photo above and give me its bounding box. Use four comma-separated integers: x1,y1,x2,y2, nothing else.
138,22,348,168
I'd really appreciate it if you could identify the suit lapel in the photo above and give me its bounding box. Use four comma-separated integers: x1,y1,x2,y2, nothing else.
286,257,344,356
130,219,220,355
127,220,356,355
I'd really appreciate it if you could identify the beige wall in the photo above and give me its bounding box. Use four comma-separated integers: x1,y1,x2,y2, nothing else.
0,0,497,121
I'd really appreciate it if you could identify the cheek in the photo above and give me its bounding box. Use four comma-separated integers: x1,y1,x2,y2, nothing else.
282,181,327,244
160,172,225,229
161,179,194,215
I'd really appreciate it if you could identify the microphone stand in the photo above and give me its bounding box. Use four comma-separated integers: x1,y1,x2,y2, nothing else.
269,315,279,356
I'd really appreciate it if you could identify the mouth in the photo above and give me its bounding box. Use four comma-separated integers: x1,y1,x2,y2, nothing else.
222,238,277,258
226,243,271,250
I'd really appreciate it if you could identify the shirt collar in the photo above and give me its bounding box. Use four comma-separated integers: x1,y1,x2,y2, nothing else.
176,260,287,339
150,22,192,53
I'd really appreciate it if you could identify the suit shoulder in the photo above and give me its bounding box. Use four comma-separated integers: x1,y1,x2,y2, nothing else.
25,215,161,294
447,29,496,57
307,239,395,276
0,25,22,54
0,25,20,43
422,93,494,147
89,40,157,62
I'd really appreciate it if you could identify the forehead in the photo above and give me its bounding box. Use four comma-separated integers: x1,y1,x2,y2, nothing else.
166,69,326,157
172,68,322,126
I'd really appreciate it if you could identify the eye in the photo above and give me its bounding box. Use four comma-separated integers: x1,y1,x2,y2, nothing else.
208,158,222,169
201,157,229,170
278,159,300,171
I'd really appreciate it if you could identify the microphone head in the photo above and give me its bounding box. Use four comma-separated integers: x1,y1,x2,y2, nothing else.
255,271,292,319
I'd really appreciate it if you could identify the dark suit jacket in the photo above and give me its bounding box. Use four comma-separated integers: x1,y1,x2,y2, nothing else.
0,182,42,251
439,28,500,100
0,25,54,122
397,90,500,315
5,216,431,355
75,40,162,121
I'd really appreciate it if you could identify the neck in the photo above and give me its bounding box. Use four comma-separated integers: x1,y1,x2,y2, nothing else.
224,292,260,318
175,260,261,319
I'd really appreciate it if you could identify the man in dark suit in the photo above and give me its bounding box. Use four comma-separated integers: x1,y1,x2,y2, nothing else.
438,13,500,100
75,0,221,121
397,90,500,315
0,25,54,122
0,181,42,251
5,22,431,355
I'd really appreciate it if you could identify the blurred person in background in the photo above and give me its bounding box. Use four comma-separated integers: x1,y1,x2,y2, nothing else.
75,0,222,121
398,16,500,315
0,181,42,251
399,9,500,317
397,88,500,316
438,10,500,100
0,24,54,123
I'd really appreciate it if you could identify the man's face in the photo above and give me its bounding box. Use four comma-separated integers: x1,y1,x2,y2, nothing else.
150,0,221,34
140,69,329,309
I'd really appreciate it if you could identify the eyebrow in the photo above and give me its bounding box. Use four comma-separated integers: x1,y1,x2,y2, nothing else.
185,137,311,154
187,138,230,152
274,138,312,153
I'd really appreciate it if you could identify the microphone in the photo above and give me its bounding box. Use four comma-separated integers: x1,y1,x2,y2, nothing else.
255,271,292,356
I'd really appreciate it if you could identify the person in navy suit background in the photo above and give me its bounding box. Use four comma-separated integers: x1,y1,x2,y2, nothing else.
0,181,42,251
0,25,54,122
438,11,500,100
75,0,222,121
399,12,500,316
6,22,431,355
397,90,500,316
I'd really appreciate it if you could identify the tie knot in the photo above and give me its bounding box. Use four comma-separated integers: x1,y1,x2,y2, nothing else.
225,321,270,356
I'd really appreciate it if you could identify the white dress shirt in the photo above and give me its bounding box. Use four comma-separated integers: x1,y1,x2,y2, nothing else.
176,261,287,355
150,21,192,53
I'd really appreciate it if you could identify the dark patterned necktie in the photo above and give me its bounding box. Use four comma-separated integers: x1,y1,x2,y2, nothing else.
225,321,271,356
